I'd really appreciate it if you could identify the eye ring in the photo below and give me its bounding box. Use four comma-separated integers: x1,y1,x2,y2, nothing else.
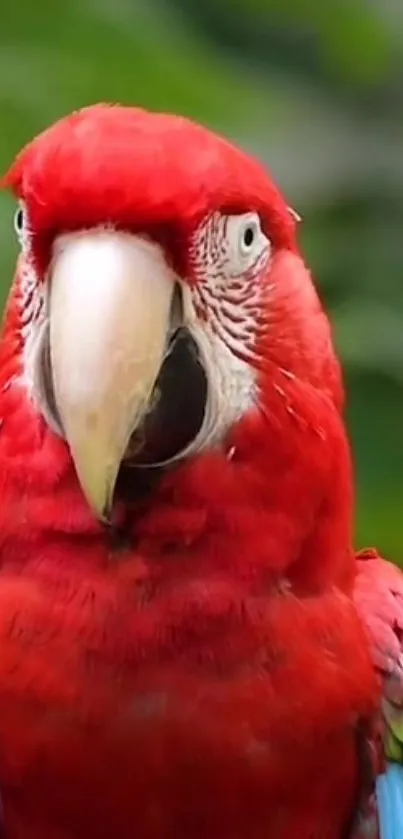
14,206,25,237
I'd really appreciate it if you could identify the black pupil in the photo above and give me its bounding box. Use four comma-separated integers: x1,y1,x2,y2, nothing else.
15,208,24,232
243,226,255,247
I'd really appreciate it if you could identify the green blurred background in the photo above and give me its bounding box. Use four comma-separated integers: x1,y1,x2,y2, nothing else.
0,0,402,559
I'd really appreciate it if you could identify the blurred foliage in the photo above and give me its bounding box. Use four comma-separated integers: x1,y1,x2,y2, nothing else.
0,0,402,559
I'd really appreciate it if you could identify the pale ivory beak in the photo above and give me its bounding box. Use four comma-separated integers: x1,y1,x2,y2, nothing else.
49,230,175,520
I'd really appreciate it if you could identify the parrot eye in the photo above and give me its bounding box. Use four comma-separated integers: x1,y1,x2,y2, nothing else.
14,204,26,242
239,218,259,253
225,212,271,274
242,225,256,249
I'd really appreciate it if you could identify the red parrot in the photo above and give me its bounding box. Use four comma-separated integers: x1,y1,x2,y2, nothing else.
0,103,399,839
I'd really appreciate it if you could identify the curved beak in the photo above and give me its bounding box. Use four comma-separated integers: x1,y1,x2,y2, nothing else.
49,230,175,520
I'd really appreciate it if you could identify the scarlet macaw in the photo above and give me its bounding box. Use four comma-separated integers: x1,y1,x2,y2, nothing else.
0,104,399,838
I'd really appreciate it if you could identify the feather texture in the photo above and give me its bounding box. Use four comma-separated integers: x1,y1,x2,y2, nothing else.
377,765,403,839
354,549,403,839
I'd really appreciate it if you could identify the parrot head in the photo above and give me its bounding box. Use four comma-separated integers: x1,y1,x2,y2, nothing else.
1,104,343,530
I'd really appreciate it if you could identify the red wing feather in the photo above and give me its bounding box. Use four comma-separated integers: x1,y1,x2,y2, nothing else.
354,549,403,761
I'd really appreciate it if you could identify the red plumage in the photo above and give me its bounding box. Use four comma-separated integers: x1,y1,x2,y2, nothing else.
354,549,403,761
0,104,386,838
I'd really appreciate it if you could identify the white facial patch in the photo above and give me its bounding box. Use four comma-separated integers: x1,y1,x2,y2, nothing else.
182,309,258,455
180,211,272,455
13,203,49,399
190,211,271,361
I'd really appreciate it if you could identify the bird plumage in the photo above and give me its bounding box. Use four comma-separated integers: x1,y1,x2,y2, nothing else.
0,104,398,838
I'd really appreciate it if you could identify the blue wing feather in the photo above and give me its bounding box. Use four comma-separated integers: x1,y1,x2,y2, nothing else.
377,763,403,839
